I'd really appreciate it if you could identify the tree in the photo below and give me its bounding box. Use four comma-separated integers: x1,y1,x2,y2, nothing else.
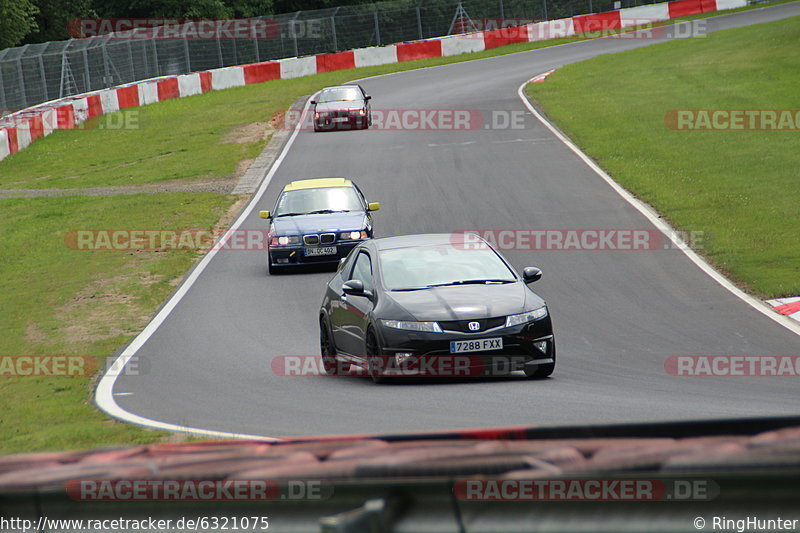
23,0,94,43
0,0,39,49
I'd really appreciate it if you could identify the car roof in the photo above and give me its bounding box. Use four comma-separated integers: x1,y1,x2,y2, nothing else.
283,178,353,191
371,233,487,251
320,85,359,91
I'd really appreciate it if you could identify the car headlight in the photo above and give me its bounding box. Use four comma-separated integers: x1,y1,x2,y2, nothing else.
381,320,443,333
340,231,368,240
271,235,299,245
358,108,366,116
505,306,547,328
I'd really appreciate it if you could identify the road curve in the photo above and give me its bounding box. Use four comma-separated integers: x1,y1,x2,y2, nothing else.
102,2,800,438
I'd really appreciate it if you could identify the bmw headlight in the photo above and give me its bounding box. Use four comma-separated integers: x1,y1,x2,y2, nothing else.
381,320,443,333
505,306,547,328
271,235,300,245
340,230,368,240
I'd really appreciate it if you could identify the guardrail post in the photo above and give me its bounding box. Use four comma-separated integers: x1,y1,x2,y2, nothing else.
416,6,423,39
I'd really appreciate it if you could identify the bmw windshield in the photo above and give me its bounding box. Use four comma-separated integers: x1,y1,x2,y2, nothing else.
274,187,363,216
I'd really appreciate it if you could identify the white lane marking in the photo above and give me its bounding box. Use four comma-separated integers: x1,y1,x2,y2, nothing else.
517,76,800,338
427,141,477,147
113,392,134,396
491,138,553,144
94,95,319,441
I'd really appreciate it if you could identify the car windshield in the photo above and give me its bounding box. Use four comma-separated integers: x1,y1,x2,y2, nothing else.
379,244,516,290
316,87,362,103
274,187,363,216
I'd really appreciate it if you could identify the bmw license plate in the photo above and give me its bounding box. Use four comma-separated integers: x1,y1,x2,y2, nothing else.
333,117,350,123
450,338,503,353
305,246,337,257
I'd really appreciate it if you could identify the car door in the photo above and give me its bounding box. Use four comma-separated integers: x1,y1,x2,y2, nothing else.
338,251,375,356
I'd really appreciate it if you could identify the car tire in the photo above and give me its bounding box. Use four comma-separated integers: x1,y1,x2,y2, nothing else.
523,340,556,379
320,317,346,375
365,329,387,384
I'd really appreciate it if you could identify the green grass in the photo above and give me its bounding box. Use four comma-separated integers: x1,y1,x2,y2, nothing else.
528,15,800,298
0,193,235,453
0,1,794,454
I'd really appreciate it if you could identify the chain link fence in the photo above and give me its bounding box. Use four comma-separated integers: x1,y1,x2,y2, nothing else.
0,0,664,114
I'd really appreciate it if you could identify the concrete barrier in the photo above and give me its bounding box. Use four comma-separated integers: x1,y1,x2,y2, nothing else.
354,46,398,67
441,34,486,56
211,66,246,90
620,3,672,27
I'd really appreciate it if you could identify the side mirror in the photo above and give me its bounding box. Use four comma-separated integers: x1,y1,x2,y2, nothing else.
259,210,271,219
310,100,316,105
368,202,381,212
342,279,365,295
522,267,542,284
365,95,372,101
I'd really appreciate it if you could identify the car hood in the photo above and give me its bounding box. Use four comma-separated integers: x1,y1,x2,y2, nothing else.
272,212,367,235
315,102,365,112
386,282,543,321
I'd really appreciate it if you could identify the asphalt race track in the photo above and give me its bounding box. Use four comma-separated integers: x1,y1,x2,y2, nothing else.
104,3,800,438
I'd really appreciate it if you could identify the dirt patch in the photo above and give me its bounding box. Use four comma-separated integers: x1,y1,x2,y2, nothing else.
220,122,272,144
55,269,164,345
24,323,48,345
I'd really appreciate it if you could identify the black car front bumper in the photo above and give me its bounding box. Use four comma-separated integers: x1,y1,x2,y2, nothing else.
371,315,554,377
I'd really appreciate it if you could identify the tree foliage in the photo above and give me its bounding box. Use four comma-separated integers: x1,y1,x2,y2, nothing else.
0,0,39,49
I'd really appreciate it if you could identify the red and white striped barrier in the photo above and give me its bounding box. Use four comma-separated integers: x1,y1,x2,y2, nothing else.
0,0,748,162
767,298,800,323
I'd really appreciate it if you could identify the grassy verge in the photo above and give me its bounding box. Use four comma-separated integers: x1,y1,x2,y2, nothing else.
528,15,800,298
0,0,793,454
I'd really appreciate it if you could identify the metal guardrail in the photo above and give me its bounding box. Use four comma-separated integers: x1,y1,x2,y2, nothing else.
0,0,661,113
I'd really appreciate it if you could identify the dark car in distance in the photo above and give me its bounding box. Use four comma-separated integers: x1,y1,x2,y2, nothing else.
312,85,372,132
259,178,380,274
318,233,555,382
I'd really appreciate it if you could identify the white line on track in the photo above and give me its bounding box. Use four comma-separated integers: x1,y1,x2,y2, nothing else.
93,95,319,441
517,75,800,338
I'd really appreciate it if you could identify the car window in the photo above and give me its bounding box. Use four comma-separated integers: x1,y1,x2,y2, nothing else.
274,187,364,216
317,87,363,103
379,245,515,290
349,252,373,292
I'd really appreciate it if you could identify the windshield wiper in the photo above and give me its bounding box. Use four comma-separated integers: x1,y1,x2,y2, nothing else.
274,212,305,217
307,209,350,214
425,279,514,288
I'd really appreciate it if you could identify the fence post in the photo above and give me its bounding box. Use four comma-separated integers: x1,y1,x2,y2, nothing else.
38,54,48,102
291,12,300,57
331,7,340,52
0,66,7,112
416,6,423,39
500,0,505,19
183,32,192,72
374,10,381,46
542,0,548,20
83,48,91,90
16,46,28,108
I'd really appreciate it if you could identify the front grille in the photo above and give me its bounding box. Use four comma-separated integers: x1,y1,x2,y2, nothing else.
304,234,319,245
438,317,506,333
320,233,336,244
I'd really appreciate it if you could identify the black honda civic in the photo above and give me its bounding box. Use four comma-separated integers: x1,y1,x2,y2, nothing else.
318,233,555,383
